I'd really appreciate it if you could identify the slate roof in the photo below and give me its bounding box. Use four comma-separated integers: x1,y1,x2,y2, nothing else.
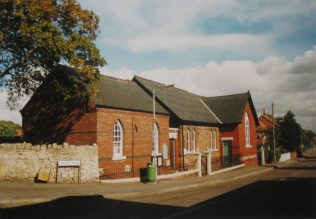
201,92,259,125
133,76,220,124
95,75,168,115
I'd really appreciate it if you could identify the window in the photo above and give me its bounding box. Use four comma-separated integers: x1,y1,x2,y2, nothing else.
113,120,124,159
245,112,251,147
192,129,196,151
213,130,217,151
187,129,191,151
153,123,159,154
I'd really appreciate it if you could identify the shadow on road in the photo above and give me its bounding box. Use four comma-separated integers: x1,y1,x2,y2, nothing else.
170,177,316,218
1,178,316,219
302,156,316,159
0,195,183,219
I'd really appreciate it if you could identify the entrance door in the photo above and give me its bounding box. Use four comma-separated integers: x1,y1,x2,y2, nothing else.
169,139,176,170
223,140,232,167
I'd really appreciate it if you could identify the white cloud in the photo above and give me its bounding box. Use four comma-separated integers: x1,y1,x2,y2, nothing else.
100,66,135,80
80,0,316,54
234,0,316,23
2,45,316,131
101,45,316,131
136,60,262,97
125,33,270,53
0,92,22,125
291,45,316,74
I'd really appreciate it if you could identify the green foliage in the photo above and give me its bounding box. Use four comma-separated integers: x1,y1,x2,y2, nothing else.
302,129,316,149
0,120,21,137
278,111,302,152
0,0,106,109
262,110,315,157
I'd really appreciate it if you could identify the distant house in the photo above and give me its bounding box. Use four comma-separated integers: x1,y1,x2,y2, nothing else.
201,92,260,166
257,112,275,146
134,76,222,172
22,65,170,179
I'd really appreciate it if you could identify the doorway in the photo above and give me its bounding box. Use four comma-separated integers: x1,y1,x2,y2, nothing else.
223,140,232,167
169,139,176,170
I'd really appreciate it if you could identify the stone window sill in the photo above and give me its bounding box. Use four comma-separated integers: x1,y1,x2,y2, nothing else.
112,155,126,161
184,150,200,155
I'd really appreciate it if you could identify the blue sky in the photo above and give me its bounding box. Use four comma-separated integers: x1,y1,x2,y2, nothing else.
79,0,316,70
1,0,316,131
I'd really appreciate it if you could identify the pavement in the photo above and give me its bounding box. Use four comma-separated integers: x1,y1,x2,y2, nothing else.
0,159,297,208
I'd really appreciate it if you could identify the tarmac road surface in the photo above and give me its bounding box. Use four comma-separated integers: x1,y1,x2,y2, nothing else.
1,148,316,218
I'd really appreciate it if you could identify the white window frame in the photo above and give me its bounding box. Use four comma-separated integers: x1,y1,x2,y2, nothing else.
213,130,218,151
153,123,160,155
192,129,196,151
112,120,126,160
187,129,191,151
210,130,213,150
245,112,251,147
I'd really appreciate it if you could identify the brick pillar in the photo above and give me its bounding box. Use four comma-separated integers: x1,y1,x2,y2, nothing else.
197,153,202,177
206,151,212,175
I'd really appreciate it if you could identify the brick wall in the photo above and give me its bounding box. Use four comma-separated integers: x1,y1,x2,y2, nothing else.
239,102,258,166
65,111,97,145
219,101,258,167
96,108,170,178
21,75,91,145
178,125,221,172
0,143,99,183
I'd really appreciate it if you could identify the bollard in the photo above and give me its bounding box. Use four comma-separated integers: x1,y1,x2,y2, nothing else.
260,146,265,166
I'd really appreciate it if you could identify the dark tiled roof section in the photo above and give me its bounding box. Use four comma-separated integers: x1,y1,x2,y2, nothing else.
95,75,168,115
201,92,259,125
133,76,220,124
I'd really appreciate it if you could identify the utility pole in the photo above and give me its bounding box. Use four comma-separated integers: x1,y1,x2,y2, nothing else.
272,103,277,163
151,84,174,182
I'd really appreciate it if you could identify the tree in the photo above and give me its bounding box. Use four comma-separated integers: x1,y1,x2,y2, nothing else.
0,120,21,137
278,111,301,152
0,0,106,109
302,130,316,149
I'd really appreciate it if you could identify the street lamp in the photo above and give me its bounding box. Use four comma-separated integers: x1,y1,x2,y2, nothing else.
152,84,174,170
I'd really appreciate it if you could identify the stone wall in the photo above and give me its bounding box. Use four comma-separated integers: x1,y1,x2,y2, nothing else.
0,143,99,183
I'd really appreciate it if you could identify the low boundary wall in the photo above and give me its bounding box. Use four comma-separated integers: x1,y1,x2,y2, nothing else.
101,169,198,183
0,143,99,183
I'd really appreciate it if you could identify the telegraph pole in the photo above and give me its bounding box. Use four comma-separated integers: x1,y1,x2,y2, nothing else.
272,103,277,163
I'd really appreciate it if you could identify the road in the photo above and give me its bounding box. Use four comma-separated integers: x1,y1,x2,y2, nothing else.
127,155,316,218
1,151,316,218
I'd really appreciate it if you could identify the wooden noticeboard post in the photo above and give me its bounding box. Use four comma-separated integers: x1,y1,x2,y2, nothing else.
57,160,81,183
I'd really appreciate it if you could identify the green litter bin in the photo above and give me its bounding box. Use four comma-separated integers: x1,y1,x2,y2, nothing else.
147,163,157,182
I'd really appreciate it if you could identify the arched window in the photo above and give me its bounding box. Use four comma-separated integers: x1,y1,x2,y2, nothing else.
113,120,124,158
245,112,251,147
213,130,217,150
192,129,196,151
187,129,191,151
153,123,159,154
